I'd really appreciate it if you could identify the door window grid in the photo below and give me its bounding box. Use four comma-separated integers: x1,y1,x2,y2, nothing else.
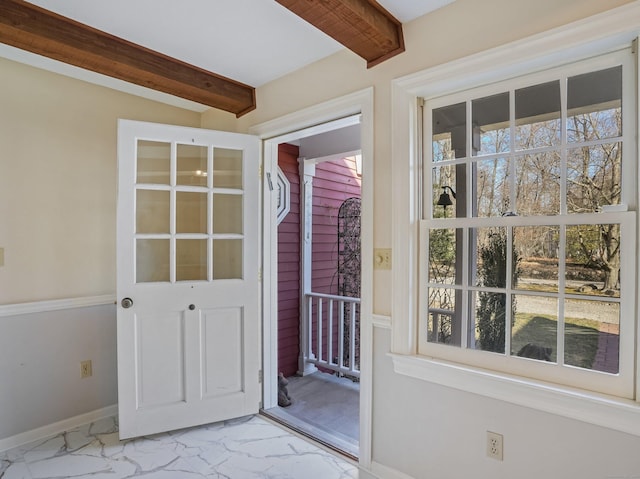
134,141,245,283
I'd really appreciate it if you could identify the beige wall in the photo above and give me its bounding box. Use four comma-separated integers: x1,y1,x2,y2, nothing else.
0,58,200,304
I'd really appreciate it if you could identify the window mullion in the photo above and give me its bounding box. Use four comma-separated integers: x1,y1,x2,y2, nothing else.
509,89,516,214
461,226,470,349
557,225,566,366
560,75,568,216
505,226,513,357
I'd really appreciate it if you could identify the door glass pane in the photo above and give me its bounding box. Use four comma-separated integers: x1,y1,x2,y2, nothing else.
432,102,467,161
565,224,620,298
213,148,243,189
472,92,510,156
176,239,207,281
137,190,170,234
474,158,511,217
515,81,561,150
567,66,622,143
136,239,169,283
137,140,171,185
213,239,242,279
213,194,242,234
513,226,559,292
512,294,557,363
427,287,457,345
177,144,208,187
176,192,207,234
567,143,621,213
515,152,560,216
564,298,618,373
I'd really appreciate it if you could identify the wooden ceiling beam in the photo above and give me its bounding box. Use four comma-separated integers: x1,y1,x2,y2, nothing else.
0,0,256,117
276,0,404,68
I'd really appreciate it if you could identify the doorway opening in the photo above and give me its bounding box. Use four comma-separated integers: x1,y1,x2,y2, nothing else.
261,118,362,459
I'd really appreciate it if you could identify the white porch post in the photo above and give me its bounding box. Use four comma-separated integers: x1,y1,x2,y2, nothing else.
298,158,318,376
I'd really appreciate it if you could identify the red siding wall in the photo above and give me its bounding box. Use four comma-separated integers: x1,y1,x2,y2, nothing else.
311,157,362,295
277,144,301,377
277,149,362,377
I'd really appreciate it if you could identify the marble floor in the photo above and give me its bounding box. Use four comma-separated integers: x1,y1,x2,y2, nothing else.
0,415,359,479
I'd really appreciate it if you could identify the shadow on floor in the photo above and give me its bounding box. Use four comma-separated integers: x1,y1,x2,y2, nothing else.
262,371,359,458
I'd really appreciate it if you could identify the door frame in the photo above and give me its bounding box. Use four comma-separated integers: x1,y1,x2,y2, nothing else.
249,88,374,467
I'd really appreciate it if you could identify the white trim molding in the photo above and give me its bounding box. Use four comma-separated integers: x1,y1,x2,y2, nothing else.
253,87,375,468
0,295,116,318
372,314,391,330
369,461,416,479
0,405,118,453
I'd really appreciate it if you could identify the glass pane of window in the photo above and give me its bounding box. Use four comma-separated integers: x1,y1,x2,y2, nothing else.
512,294,557,363
473,227,507,288
427,287,458,345
136,239,169,283
137,140,171,185
213,148,243,189
567,143,621,213
515,153,560,216
429,228,460,285
513,226,559,292
176,192,207,234
213,194,243,234
433,102,466,161
136,189,170,234
515,81,561,150
472,93,510,156
176,239,207,281
564,298,618,373
432,164,461,218
470,290,506,354
177,144,208,187
213,239,242,279
567,66,622,143
473,158,511,217
565,224,620,298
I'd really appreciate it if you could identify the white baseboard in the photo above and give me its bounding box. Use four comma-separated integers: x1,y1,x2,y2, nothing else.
0,404,118,453
370,461,416,479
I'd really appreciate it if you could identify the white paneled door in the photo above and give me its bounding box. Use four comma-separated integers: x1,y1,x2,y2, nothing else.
116,120,260,439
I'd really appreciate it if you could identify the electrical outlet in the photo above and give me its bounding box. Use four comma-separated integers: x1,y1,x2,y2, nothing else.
80,360,92,378
487,431,503,461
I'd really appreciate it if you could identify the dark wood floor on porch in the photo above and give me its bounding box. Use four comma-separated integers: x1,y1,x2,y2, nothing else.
263,371,360,458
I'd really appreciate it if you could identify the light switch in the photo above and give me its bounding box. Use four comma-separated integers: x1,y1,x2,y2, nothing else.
374,248,391,270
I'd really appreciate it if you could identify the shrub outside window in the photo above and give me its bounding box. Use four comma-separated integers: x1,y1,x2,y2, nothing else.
419,50,636,398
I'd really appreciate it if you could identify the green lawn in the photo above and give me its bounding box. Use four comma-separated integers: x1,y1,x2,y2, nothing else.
511,313,601,369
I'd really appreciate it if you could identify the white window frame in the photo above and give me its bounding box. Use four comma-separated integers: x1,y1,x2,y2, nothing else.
390,2,640,436
419,50,636,398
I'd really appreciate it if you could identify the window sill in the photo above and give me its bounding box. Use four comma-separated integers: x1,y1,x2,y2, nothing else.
390,353,640,437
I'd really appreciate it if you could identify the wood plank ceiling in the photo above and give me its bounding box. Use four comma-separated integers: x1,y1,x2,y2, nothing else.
0,0,405,115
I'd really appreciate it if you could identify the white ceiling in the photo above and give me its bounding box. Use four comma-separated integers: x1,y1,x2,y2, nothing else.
4,1,454,110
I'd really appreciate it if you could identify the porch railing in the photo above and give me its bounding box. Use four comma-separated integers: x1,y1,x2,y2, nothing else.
303,292,360,379
429,307,455,344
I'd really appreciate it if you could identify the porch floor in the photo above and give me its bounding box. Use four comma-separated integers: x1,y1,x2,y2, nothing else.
263,371,359,458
